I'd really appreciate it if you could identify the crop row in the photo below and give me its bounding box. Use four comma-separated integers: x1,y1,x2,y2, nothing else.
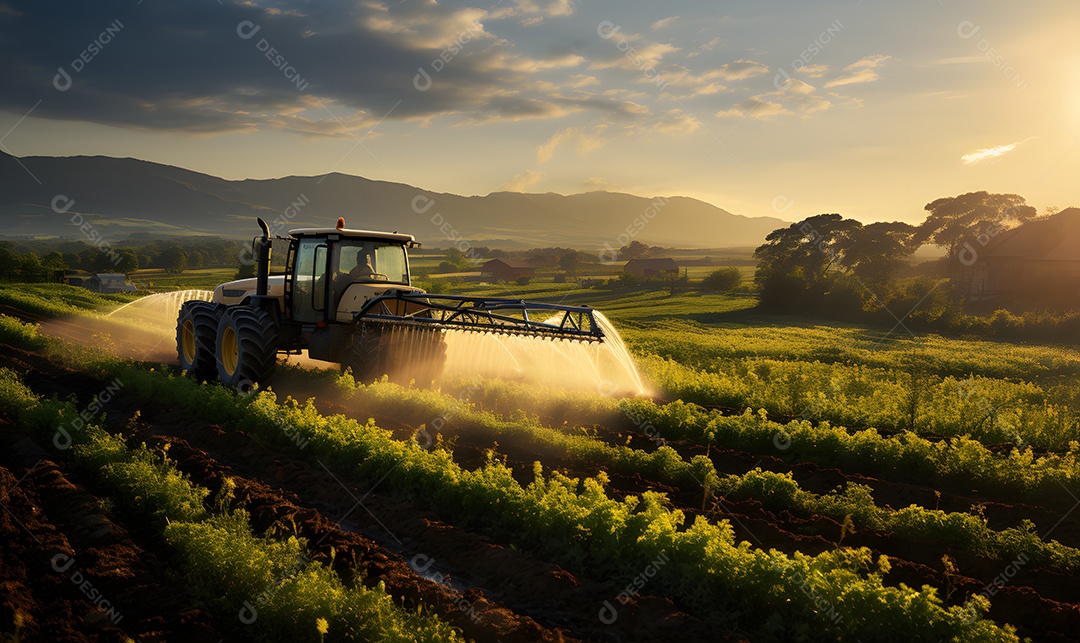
4,315,1075,570
336,374,1080,572
419,367,1080,501
8,344,1014,640
5,312,1078,575
640,355,1080,452
0,368,461,643
620,319,1080,382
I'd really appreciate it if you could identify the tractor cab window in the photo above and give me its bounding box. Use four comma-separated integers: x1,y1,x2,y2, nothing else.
292,238,328,323
333,240,409,285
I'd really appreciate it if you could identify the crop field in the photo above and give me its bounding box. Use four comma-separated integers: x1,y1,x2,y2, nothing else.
1,282,1079,642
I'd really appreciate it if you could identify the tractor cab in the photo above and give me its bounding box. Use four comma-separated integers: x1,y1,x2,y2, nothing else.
211,219,423,324
285,223,422,324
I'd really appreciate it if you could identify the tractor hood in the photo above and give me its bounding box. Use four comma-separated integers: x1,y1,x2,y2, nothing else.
213,275,286,305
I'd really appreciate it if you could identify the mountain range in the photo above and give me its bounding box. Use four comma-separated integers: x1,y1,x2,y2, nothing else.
0,150,787,249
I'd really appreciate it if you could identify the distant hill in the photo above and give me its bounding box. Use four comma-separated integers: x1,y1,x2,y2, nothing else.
0,150,787,249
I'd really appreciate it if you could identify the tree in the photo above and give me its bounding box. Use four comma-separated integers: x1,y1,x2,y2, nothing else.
42,251,68,281
701,267,742,292
115,249,139,276
618,240,650,260
916,192,1036,297
916,192,1036,262
160,242,189,274
754,214,862,312
838,222,917,287
440,247,470,270
559,250,587,275
16,252,46,282
0,246,17,281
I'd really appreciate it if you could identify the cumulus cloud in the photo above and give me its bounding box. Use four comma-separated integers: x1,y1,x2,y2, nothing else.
590,40,681,71
716,80,832,120
648,110,702,135
824,55,891,88
512,0,575,17
0,0,646,135
799,63,830,78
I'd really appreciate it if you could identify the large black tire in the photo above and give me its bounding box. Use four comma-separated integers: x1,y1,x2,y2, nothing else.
177,301,223,379
346,323,447,386
215,307,279,390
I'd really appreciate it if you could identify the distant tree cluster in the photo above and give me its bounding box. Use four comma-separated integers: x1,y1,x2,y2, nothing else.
617,240,669,260
701,267,742,292
0,237,247,282
753,191,1038,319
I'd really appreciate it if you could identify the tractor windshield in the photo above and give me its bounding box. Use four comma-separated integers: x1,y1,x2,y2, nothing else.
334,240,409,285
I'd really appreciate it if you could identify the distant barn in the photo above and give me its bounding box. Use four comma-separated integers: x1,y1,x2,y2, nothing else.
972,208,1080,300
480,259,536,282
63,272,136,294
623,258,679,278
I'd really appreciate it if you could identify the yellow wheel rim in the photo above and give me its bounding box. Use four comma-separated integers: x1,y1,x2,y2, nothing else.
181,320,196,364
221,325,239,376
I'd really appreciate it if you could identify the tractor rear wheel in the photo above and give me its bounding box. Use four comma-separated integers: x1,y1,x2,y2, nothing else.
177,301,223,379
215,307,279,390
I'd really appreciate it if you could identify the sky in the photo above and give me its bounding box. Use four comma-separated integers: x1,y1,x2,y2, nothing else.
0,0,1077,225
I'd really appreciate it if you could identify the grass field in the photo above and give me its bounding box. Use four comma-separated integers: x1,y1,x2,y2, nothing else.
1,281,1078,641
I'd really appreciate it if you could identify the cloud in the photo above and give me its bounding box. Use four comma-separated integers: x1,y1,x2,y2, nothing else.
499,169,544,191
961,139,1032,164
582,176,615,190
512,0,575,17
363,0,491,49
0,0,648,135
651,16,679,31
824,55,891,88
537,126,607,163
799,64,830,78
656,60,768,97
649,110,701,135
716,80,832,120
590,40,681,71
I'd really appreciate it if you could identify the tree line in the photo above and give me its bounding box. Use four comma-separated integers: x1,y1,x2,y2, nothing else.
754,190,1049,322
0,237,246,282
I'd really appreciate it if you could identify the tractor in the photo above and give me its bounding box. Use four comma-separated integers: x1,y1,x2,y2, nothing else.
176,217,605,389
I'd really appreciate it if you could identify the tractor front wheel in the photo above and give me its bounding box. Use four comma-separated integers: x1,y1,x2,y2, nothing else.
215,307,279,391
177,301,223,379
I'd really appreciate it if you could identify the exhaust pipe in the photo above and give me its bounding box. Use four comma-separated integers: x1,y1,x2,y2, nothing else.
255,217,271,297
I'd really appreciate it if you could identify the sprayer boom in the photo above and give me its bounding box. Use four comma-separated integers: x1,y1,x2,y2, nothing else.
356,292,605,342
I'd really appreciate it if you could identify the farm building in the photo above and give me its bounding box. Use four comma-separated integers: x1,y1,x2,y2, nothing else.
623,258,679,278
971,208,1080,300
480,259,537,282
63,272,137,294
